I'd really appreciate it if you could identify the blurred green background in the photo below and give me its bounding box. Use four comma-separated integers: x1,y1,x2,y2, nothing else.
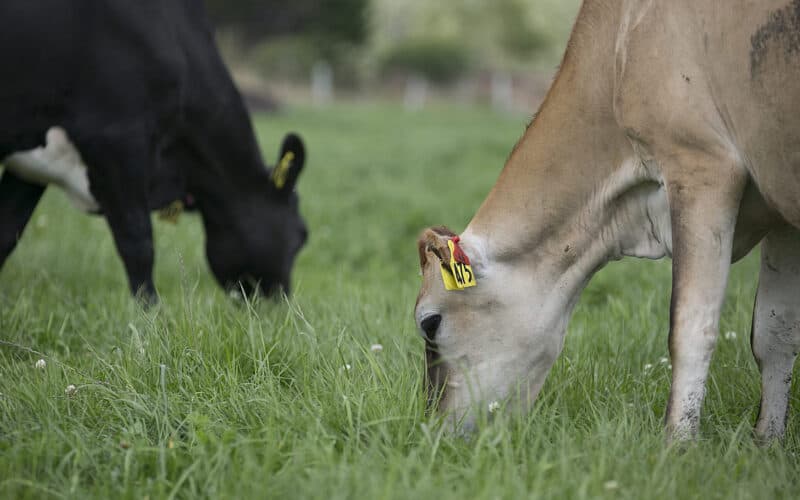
205,0,582,110
4,103,792,500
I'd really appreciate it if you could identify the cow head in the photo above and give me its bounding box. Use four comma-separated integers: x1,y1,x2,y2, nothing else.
204,133,308,297
415,226,569,431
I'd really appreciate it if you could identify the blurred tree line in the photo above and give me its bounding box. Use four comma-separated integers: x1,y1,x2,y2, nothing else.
204,0,579,88
204,0,368,87
371,0,581,80
204,0,367,46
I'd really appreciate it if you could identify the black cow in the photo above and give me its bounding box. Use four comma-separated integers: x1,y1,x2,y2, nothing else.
0,0,308,299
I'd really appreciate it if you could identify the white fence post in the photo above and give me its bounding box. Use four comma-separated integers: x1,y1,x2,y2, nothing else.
404,74,428,112
311,61,333,106
491,71,514,112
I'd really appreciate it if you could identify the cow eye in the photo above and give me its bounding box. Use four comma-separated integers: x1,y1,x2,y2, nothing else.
420,314,442,341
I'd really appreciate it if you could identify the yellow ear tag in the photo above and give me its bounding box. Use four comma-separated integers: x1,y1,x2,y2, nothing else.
158,200,184,224
440,262,461,291
272,151,295,189
440,238,477,291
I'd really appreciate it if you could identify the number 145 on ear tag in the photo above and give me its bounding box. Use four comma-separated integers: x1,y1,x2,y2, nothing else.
440,238,477,291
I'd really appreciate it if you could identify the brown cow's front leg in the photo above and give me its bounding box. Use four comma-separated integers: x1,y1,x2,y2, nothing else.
663,155,746,442
752,225,800,444
79,133,157,301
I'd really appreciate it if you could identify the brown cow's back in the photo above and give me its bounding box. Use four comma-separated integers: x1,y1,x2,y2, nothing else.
615,0,800,227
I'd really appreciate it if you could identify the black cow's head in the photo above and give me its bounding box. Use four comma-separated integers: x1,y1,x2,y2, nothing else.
204,133,308,297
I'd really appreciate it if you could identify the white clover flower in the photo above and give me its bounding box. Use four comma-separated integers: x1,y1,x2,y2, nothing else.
370,344,383,353
604,480,619,491
659,357,669,364
35,358,47,369
724,331,737,340
488,401,500,413
644,363,653,372
65,384,77,396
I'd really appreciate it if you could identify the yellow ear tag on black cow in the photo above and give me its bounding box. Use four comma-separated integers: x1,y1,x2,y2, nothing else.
272,151,295,189
440,237,477,291
158,200,184,224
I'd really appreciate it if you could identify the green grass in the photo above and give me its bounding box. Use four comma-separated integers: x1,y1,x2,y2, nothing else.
1,104,799,499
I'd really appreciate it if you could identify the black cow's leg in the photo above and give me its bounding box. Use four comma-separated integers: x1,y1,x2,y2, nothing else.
0,170,46,268
79,136,157,301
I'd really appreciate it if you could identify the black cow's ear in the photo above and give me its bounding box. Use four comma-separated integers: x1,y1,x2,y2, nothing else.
271,133,305,192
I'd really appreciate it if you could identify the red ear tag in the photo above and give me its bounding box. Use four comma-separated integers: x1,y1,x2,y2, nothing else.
450,237,471,266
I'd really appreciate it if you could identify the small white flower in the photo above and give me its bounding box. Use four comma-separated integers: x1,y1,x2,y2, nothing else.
668,364,672,370
35,359,47,369
644,363,653,372
659,357,669,364
604,480,619,491
724,331,737,340
228,289,243,301
488,401,500,413
370,344,383,353
65,384,77,397
344,364,352,371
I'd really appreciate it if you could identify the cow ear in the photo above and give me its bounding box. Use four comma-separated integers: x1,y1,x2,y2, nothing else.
271,133,305,192
417,226,457,269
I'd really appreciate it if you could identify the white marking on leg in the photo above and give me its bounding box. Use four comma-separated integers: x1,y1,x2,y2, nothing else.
3,127,98,212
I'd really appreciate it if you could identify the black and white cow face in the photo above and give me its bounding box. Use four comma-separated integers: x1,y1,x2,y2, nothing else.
204,133,308,297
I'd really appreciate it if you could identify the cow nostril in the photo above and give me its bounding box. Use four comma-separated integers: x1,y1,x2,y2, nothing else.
420,314,442,341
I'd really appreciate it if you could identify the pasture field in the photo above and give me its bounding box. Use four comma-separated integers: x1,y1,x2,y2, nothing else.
1,104,798,499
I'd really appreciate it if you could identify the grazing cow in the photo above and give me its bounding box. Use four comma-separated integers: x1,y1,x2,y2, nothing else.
415,0,800,442
0,0,308,299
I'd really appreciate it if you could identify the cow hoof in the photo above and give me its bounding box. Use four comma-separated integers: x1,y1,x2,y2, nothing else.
753,426,784,447
664,424,699,448
133,285,159,308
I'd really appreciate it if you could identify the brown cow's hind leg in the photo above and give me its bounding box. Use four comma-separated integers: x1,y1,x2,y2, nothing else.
751,225,800,444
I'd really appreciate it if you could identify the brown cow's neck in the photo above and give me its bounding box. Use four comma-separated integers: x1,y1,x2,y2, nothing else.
465,2,668,280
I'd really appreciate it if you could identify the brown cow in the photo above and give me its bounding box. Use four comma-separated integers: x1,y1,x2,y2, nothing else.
415,0,800,442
